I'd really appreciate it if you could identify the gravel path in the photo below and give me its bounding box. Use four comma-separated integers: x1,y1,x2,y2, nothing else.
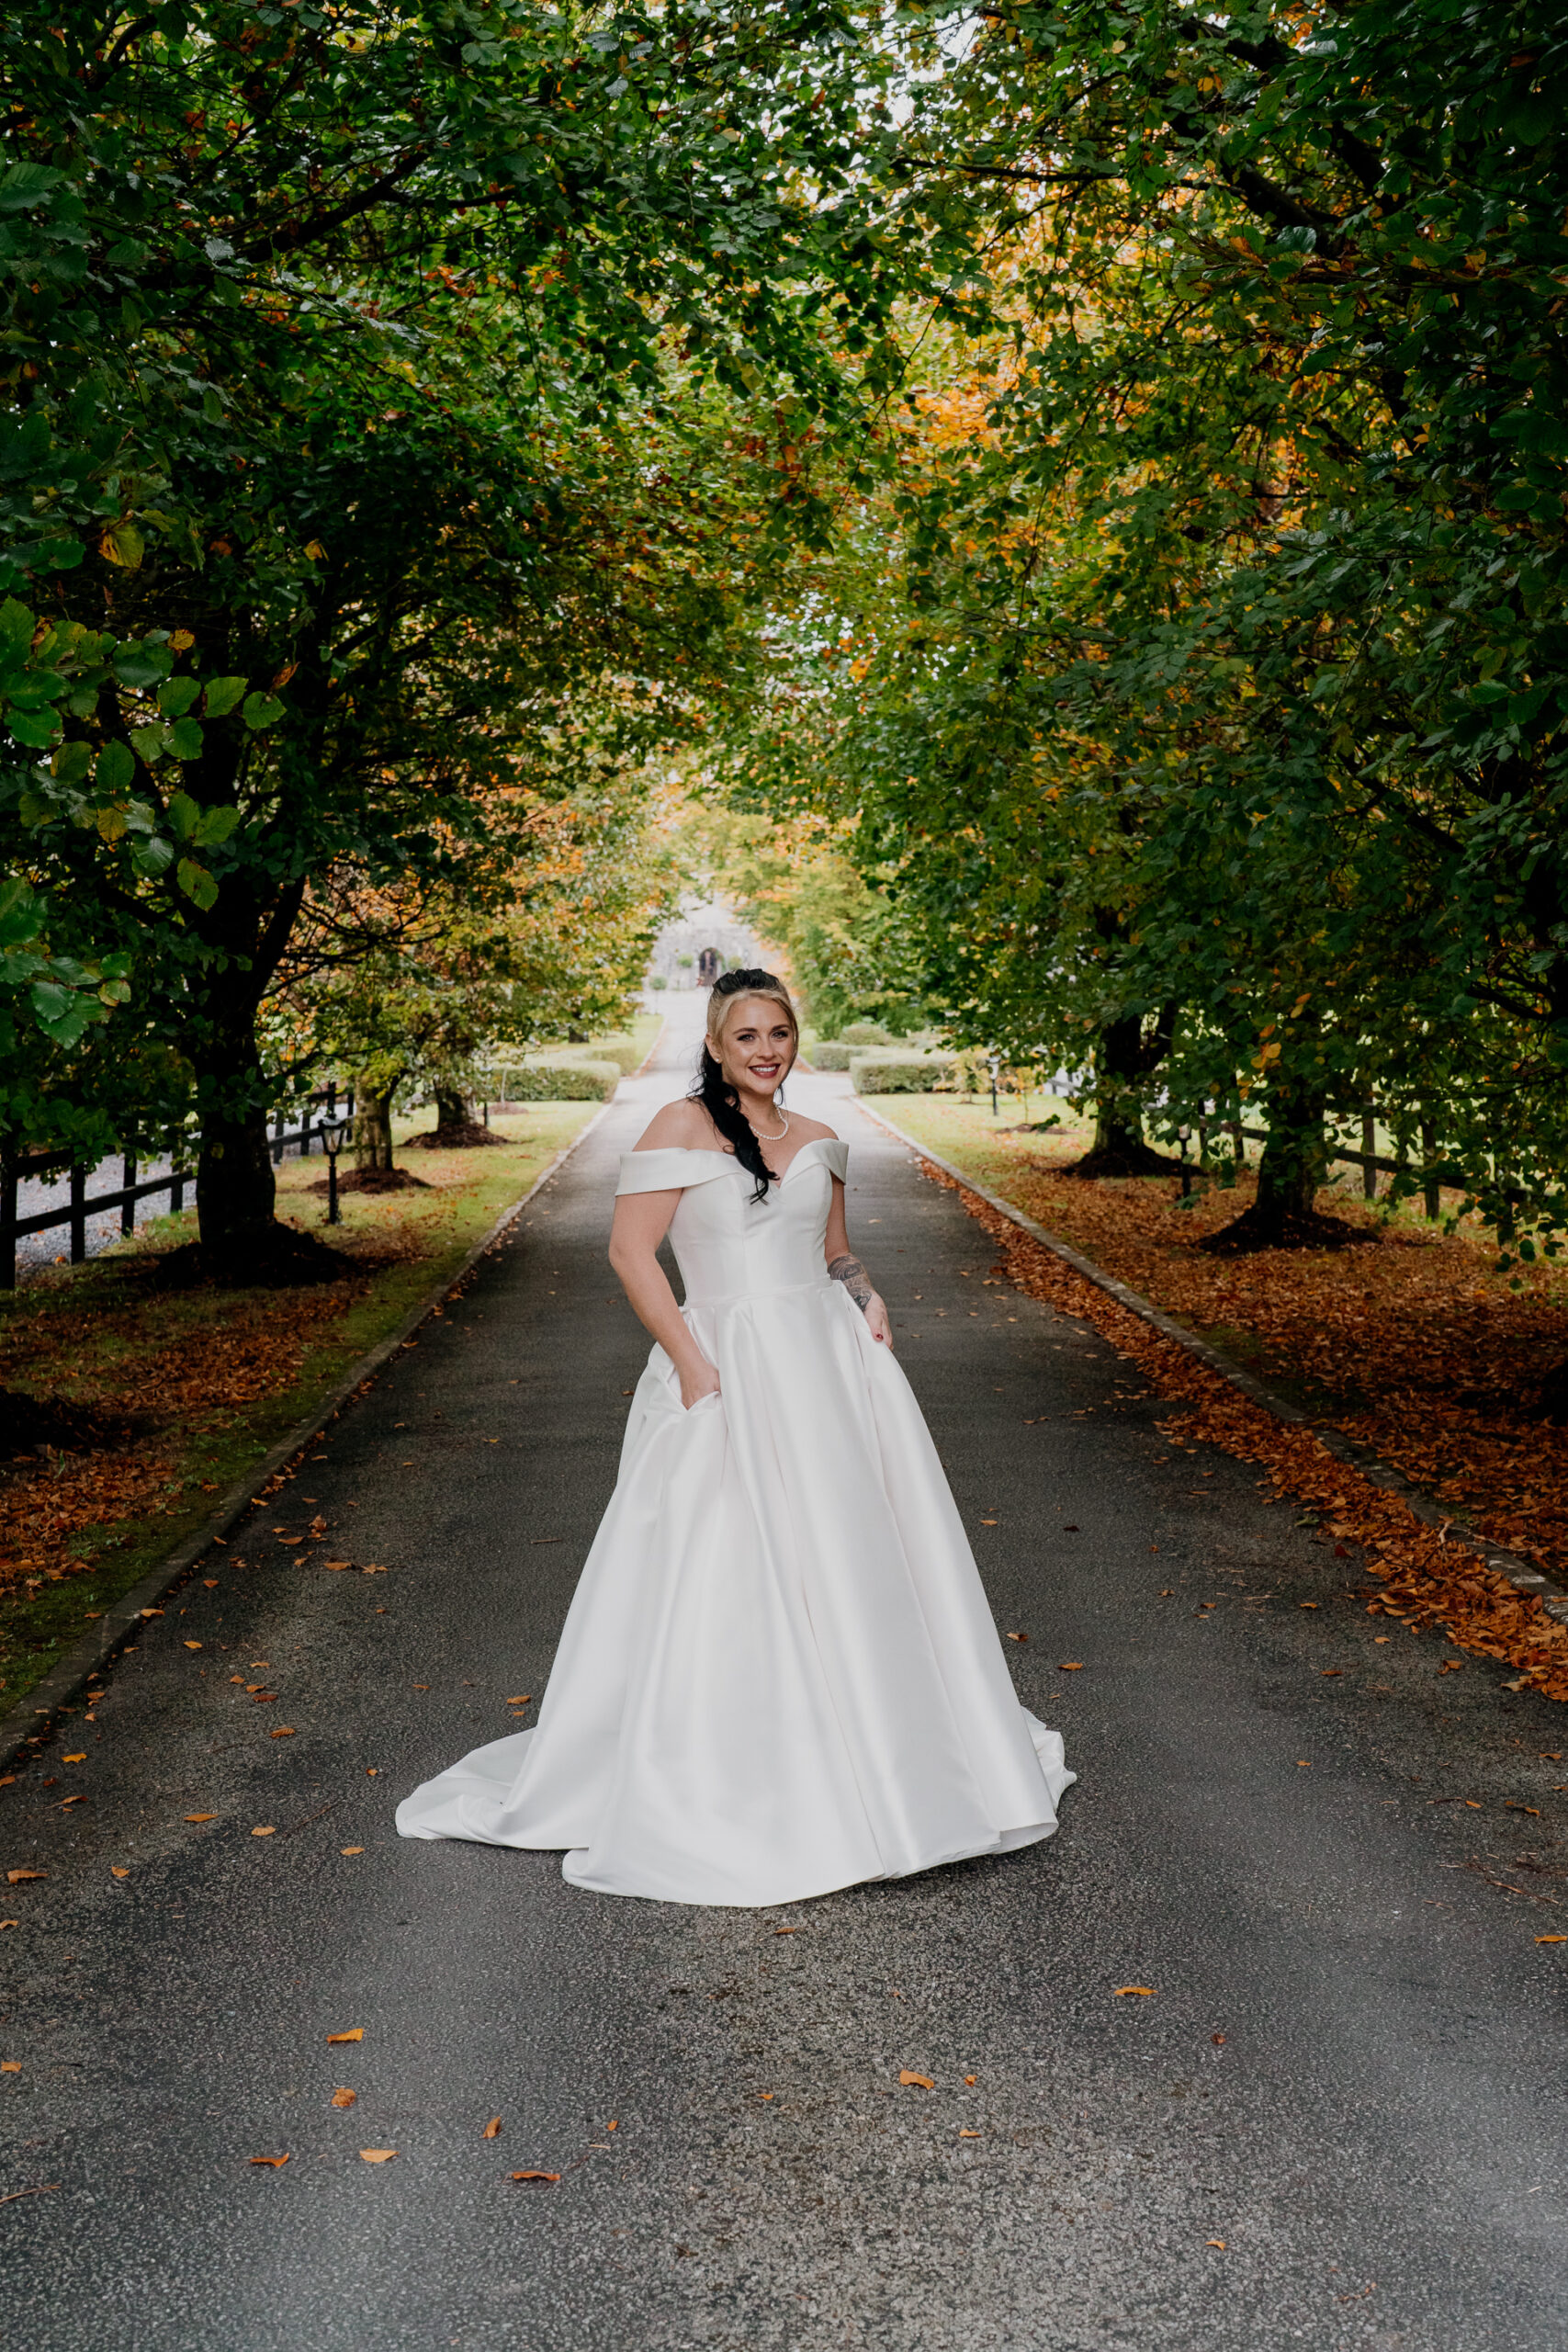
3,996,1566,2349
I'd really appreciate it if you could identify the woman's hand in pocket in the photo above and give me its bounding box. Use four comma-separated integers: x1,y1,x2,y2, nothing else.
678,1354,722,1411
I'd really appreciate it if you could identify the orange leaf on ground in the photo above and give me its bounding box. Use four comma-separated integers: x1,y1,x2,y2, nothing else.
1206,2239,1226,2250
250,2155,288,2168
482,2117,501,2139
509,2171,560,2184
110,1866,129,1879
0,2062,19,2073
359,2149,397,2164
251,1826,276,1838
1058,1661,1084,1671
330,2088,356,2108
326,2029,363,2044
957,2129,981,2139
184,1640,202,1652
898,2071,935,2089
62,1753,85,1764
1113,1985,1156,1997
184,1814,217,1823
340,1848,364,1856
1005,1631,1027,1644
271,1728,295,1738
964,2074,976,2086
6,1871,44,1884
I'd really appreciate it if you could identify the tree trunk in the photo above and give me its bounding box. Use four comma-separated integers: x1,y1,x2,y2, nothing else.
1201,1071,1363,1253
1254,1080,1328,1229
193,1019,278,1270
355,1082,398,1173
1067,1007,1179,1179
434,1084,473,1133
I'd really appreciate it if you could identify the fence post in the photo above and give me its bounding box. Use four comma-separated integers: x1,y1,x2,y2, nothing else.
1421,1118,1439,1220
1361,1099,1377,1202
170,1155,185,1216
272,1105,286,1165
121,1142,138,1237
0,1151,15,1291
69,1161,87,1262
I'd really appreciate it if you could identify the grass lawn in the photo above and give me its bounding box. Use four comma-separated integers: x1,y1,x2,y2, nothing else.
0,1096,604,1711
864,1091,1568,1586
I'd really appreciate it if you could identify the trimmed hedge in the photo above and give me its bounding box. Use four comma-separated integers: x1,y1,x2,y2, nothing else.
807,1043,853,1071
510,1058,621,1102
852,1052,959,1095
839,1021,895,1047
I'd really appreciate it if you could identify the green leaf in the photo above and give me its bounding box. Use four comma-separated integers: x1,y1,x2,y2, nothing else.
201,675,248,718
51,738,91,786
100,520,145,571
243,691,285,730
115,642,173,691
8,707,60,748
130,722,169,763
167,716,205,760
95,740,135,793
131,836,175,878
192,804,240,847
166,789,199,842
0,877,40,949
0,597,34,663
158,675,201,718
0,162,63,213
176,856,219,910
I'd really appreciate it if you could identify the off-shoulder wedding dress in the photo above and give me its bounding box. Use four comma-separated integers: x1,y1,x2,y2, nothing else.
396,1138,1074,1905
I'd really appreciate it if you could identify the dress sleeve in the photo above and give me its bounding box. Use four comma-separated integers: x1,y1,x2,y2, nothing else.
819,1139,850,1183
615,1148,733,1197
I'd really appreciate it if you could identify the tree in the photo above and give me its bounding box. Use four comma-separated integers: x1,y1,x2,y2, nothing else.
1,0,945,1271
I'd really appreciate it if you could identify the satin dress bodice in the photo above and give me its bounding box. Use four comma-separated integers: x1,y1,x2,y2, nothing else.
614,1138,849,1309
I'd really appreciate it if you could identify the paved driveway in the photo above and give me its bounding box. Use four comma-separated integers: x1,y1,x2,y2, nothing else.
3,998,1566,2348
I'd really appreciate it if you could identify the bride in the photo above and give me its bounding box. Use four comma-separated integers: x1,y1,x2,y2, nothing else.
396,969,1074,1905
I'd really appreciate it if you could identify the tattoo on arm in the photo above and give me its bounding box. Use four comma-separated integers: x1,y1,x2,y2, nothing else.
828,1252,874,1311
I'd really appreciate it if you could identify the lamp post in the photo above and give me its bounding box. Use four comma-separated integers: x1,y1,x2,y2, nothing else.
1178,1124,1192,1199
988,1056,999,1121
321,1113,352,1226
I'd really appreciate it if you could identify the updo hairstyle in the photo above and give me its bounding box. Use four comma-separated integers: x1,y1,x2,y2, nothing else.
692,967,799,1204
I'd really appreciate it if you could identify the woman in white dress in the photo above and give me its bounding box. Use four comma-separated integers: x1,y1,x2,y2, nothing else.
396,970,1074,1905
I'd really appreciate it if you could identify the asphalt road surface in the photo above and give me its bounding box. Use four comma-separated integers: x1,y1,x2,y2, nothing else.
4,1000,1568,2350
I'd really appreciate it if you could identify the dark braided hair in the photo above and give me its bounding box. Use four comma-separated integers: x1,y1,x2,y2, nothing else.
692,967,798,1205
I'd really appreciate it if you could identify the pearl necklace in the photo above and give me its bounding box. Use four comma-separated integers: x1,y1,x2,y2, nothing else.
752,1104,790,1142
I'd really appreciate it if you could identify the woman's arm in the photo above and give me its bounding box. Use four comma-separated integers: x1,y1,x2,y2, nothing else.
824,1177,894,1351
608,1188,722,1408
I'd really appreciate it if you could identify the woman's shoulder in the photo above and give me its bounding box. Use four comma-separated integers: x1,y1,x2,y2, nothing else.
631,1099,726,1154
787,1114,840,1146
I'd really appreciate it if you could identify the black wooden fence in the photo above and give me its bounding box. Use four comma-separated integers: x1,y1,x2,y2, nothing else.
1193,1104,1446,1216
0,1084,354,1289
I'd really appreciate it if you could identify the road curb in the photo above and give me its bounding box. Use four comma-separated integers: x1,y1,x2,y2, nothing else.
857,1102,1568,1618
0,1103,612,1770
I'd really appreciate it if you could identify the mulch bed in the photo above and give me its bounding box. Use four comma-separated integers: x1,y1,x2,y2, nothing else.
928,1158,1568,1702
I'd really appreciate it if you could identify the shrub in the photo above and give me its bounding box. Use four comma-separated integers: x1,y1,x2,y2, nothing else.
839,1020,894,1047
807,1043,853,1071
852,1052,959,1094
509,1058,621,1102
650,973,669,990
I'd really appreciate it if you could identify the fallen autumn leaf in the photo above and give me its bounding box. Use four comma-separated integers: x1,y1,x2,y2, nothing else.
330,2088,356,2109
898,2070,935,2089
482,2117,501,2139
509,2171,560,2184
359,2149,397,2164
326,2030,364,2044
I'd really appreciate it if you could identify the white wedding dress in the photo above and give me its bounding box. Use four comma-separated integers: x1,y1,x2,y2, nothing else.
396,1138,1074,1905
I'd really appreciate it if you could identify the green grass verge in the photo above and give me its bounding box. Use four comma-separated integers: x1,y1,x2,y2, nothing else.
0,1100,600,1708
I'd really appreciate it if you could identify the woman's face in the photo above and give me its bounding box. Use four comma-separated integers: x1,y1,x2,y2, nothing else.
716,997,796,1096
